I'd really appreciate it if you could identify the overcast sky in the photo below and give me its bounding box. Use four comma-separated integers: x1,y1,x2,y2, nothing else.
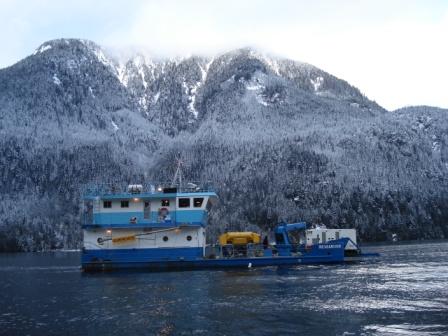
1,0,447,110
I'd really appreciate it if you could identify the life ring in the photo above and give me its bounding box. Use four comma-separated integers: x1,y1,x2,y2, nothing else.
158,207,169,220
159,207,169,215
130,216,137,224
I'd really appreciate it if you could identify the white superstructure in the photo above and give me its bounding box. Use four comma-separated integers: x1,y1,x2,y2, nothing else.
306,228,358,251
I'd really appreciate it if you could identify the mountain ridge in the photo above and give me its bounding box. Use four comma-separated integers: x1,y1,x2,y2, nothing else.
0,38,446,251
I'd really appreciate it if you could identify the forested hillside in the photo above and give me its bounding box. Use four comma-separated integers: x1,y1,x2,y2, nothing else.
0,39,446,251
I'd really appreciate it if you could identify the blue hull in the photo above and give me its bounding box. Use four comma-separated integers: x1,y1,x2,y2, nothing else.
81,239,359,272
82,255,345,272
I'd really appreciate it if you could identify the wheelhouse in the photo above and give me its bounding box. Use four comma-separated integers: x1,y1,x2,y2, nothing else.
82,185,217,229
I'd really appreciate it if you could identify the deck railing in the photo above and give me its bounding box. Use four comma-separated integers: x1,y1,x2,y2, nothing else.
81,181,214,197
204,243,319,259
205,244,268,259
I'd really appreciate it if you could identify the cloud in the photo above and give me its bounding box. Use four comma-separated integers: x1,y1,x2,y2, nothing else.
0,0,447,109
0,0,139,67
101,0,447,109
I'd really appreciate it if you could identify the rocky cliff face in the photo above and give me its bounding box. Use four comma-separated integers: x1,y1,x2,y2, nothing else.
0,39,446,251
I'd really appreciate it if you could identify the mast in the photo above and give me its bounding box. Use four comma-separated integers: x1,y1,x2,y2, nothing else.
171,155,183,189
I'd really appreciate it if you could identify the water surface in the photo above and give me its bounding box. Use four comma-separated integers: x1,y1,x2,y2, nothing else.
0,242,447,335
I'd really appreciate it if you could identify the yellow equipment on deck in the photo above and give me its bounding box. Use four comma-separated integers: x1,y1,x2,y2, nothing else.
219,232,261,246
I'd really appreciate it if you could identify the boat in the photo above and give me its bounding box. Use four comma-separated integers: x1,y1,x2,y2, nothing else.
81,179,379,271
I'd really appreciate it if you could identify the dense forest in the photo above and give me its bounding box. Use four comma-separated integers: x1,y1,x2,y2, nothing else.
0,39,446,251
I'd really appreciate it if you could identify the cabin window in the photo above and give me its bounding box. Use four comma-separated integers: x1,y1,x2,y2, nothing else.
163,236,169,242
161,199,170,207
121,200,129,208
186,235,192,241
103,201,112,208
178,198,190,208
144,201,151,219
193,198,204,208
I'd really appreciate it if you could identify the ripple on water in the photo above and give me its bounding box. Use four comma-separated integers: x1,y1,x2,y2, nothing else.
0,242,447,335
363,323,448,336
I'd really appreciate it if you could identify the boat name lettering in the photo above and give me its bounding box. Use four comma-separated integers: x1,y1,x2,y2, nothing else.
318,244,341,249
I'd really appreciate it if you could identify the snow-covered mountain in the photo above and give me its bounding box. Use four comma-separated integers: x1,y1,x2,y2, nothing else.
0,39,446,251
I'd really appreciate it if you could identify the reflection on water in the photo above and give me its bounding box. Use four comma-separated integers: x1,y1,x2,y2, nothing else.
0,241,447,335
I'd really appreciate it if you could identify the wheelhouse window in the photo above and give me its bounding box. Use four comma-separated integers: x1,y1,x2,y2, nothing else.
121,200,129,208
178,198,190,208
103,201,112,208
161,199,170,207
193,198,204,208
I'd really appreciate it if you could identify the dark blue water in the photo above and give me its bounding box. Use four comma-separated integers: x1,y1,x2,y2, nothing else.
0,242,447,336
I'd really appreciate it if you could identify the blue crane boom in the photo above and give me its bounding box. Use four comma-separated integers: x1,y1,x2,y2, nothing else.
274,222,307,255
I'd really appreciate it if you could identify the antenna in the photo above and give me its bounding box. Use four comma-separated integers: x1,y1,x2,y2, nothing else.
171,154,183,188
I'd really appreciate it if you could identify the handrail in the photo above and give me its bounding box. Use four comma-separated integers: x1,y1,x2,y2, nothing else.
204,239,350,259
81,181,215,197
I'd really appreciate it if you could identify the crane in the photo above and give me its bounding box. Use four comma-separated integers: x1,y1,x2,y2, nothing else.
274,222,307,256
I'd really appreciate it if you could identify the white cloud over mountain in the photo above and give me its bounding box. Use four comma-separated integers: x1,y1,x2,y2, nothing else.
0,0,447,109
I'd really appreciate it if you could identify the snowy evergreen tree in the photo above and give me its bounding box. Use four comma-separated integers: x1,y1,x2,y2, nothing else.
0,39,447,251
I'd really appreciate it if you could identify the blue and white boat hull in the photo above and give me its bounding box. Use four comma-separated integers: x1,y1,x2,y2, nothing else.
81,239,358,271
80,183,379,272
